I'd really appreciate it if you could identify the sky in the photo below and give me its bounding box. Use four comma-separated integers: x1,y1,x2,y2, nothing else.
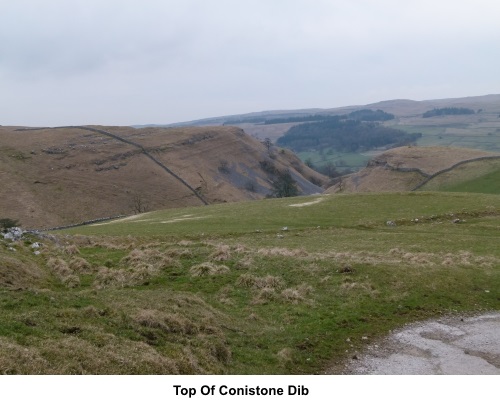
1,0,499,126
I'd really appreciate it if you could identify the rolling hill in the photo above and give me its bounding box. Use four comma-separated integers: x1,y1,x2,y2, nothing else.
158,94,500,175
0,125,325,229
160,94,500,149
325,146,500,193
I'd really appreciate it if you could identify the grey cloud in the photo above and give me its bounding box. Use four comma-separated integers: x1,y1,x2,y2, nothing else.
1,0,499,126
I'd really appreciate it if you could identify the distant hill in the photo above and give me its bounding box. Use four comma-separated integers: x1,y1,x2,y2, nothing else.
147,94,500,176
325,146,500,193
150,94,500,147
0,125,325,228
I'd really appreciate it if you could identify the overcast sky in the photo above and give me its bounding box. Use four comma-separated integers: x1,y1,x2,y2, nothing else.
1,0,499,126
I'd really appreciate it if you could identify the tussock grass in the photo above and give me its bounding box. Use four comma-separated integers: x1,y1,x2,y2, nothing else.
121,248,180,270
209,244,231,261
281,284,314,304
62,245,80,256
0,335,179,375
189,262,230,277
133,309,199,335
47,257,80,288
257,247,308,257
93,263,159,289
69,257,92,273
0,254,45,290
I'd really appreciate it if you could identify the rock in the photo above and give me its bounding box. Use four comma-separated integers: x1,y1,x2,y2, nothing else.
386,221,396,227
282,226,289,231
3,227,24,241
31,242,41,249
33,251,41,256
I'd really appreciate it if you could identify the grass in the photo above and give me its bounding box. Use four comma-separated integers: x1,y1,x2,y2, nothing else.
388,123,500,152
297,150,371,171
439,169,500,193
421,159,500,194
1,192,500,374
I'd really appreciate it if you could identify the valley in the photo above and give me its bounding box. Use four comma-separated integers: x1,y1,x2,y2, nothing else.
1,94,500,375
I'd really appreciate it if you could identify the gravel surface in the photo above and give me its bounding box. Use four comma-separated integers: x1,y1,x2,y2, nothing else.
342,312,500,374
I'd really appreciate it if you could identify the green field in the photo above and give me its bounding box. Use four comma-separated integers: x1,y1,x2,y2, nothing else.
1,192,500,374
439,169,500,193
297,150,371,172
388,124,500,152
421,159,500,194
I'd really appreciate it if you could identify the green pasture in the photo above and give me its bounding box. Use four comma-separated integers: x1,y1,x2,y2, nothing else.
297,150,370,171
421,159,500,194
1,192,500,374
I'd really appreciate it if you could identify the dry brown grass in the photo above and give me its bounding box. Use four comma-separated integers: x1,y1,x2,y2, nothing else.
235,273,308,305
339,276,379,298
62,244,80,256
0,254,45,290
251,287,278,305
47,257,80,288
189,262,230,277
281,284,314,304
69,257,92,273
121,248,180,271
93,263,159,289
209,244,231,261
257,247,308,258
0,335,179,374
134,309,199,335
277,348,293,362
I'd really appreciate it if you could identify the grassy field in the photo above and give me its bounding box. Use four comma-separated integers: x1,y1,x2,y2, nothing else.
297,150,371,172
421,159,500,194
1,192,500,374
388,124,500,152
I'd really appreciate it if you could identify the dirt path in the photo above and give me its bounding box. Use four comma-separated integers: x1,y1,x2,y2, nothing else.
339,312,500,374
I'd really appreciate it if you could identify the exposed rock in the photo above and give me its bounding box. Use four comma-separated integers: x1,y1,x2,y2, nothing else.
2,227,24,241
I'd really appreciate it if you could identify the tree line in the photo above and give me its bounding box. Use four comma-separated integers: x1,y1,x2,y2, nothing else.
422,107,475,118
276,117,421,153
224,109,395,126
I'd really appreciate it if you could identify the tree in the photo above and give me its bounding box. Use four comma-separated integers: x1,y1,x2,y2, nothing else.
131,195,149,214
262,138,273,155
0,218,20,232
317,162,339,178
304,157,314,168
269,170,299,198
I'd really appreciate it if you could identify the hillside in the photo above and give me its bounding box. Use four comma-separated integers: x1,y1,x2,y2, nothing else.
1,191,499,374
156,94,500,176
419,158,500,194
0,125,325,229
161,94,500,145
325,146,500,193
